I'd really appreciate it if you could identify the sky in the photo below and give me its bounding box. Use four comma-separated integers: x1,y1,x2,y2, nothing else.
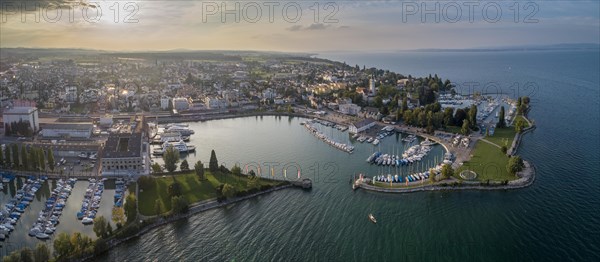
0,0,599,52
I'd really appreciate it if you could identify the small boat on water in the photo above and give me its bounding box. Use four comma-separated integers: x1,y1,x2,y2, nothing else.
368,213,377,224
153,140,196,155
36,233,50,239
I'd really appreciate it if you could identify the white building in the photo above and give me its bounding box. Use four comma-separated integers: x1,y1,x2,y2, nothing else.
172,97,190,111
160,97,171,110
369,78,376,95
204,97,223,109
41,123,93,139
339,103,361,116
3,106,39,133
65,86,78,103
349,118,376,134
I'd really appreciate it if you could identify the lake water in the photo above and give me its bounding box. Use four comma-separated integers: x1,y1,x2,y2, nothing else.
5,50,600,261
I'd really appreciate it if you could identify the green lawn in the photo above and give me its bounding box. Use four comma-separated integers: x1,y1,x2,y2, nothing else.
456,141,516,181
514,115,530,128
138,171,282,216
485,127,516,148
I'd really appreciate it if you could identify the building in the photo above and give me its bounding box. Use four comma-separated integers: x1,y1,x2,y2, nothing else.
339,103,361,115
99,115,113,127
101,132,145,176
349,118,376,134
204,97,222,109
160,96,170,110
3,106,39,134
41,123,93,139
369,77,376,95
172,97,190,111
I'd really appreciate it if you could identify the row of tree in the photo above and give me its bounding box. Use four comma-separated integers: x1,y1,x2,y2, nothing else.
398,103,478,135
4,119,34,137
0,144,55,172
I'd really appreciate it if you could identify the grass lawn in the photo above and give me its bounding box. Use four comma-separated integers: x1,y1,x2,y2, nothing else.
485,127,516,148
514,115,530,128
456,141,516,181
138,171,282,216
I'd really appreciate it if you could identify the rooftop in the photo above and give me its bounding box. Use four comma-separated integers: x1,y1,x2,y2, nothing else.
41,123,93,131
102,132,143,158
3,107,37,114
352,118,375,128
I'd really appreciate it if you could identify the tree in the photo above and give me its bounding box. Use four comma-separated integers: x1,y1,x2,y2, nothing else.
154,199,164,216
47,148,55,171
515,118,526,133
221,183,235,198
11,144,19,167
38,148,46,172
19,247,34,262
441,164,454,179
461,119,470,135
30,147,38,171
468,105,478,129
21,145,29,170
93,216,109,238
112,207,126,227
231,164,242,176
507,155,525,175
180,159,189,171
162,145,180,174
501,145,508,154
124,193,137,223
54,232,73,258
209,149,219,172
429,168,436,183
454,108,467,127
171,196,189,214
194,160,205,180
4,144,11,167
151,162,163,174
497,106,506,128
34,243,51,262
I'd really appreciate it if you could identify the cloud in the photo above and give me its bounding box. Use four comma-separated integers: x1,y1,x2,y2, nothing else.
286,23,333,31
286,25,303,31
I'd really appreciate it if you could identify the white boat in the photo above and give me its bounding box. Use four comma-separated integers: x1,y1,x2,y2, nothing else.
36,233,50,239
166,126,195,135
153,141,196,155
368,213,377,224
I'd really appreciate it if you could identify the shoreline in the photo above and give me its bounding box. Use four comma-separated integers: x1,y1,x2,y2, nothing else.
355,112,537,194
81,184,294,261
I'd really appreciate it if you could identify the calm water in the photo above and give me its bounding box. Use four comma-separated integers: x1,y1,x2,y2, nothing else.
7,50,600,261
102,50,600,261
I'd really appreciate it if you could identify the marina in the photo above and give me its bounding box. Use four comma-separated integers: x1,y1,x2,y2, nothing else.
303,121,354,153
29,178,76,239
76,179,105,224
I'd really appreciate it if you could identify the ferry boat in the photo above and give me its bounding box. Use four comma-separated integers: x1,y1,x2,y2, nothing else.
153,141,196,155
165,126,195,136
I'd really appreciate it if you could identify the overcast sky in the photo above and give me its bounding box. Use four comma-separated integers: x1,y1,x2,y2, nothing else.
1,1,598,52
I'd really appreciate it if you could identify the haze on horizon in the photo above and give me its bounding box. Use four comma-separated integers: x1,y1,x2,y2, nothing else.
0,0,599,52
